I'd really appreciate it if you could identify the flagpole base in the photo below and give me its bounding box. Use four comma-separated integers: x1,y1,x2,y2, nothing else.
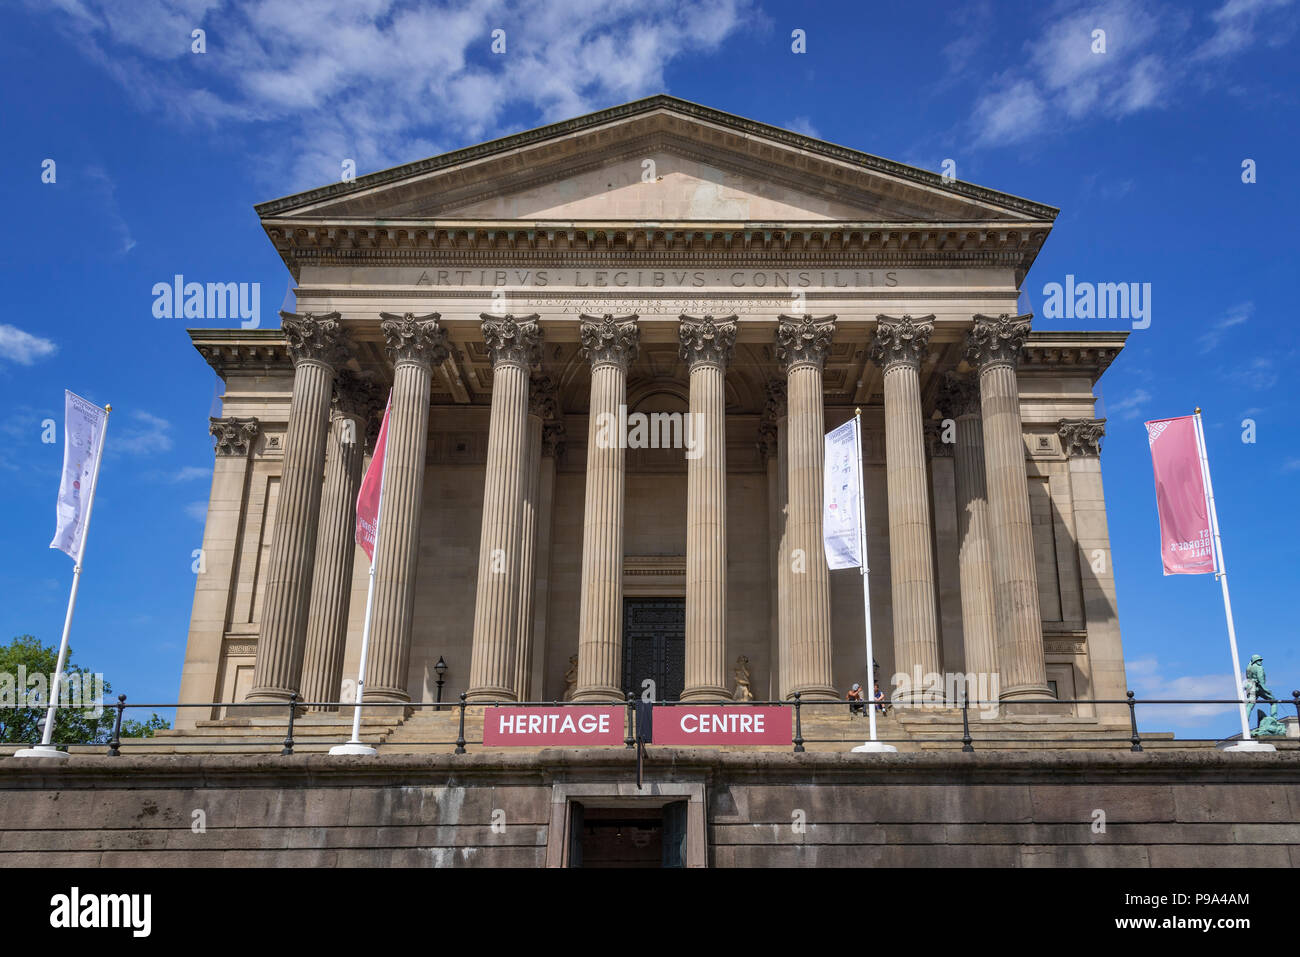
851,741,897,753
1217,740,1277,752
13,746,69,760
328,742,378,756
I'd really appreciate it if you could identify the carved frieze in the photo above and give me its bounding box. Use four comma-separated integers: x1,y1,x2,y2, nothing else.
379,312,449,367
869,314,935,371
774,314,836,371
678,314,738,369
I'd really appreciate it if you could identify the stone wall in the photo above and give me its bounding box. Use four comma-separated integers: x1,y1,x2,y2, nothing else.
2,751,1296,867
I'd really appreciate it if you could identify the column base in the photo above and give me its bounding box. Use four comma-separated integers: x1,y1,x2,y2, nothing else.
466,686,518,703
362,687,411,706
572,686,624,704
1000,683,1059,717
680,686,733,703
789,685,839,703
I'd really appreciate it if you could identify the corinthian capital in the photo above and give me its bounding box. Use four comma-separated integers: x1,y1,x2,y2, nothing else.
529,374,559,420
579,314,640,370
379,312,449,368
869,314,935,371
678,314,738,369
937,371,982,419
775,314,836,371
480,314,542,369
210,416,259,456
965,313,1033,369
280,311,345,368
332,370,383,422
1059,417,1106,457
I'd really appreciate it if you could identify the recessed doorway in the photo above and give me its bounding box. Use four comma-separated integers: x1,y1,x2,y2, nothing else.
621,597,685,701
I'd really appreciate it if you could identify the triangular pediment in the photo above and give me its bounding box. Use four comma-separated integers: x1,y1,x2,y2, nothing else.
257,96,1057,226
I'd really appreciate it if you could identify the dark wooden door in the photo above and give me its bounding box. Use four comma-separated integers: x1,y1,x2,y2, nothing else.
622,598,686,701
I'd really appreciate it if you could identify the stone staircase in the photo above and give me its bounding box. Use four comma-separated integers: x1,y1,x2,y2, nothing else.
110,711,402,755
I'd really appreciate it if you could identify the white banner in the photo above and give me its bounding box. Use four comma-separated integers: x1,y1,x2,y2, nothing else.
50,391,108,560
823,418,863,570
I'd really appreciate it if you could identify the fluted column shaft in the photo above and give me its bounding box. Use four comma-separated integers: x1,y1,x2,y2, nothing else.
574,314,639,703
776,414,790,699
969,314,1051,701
942,376,999,684
529,423,563,700
468,315,541,702
680,316,736,702
248,312,341,704
301,376,378,711
512,412,543,701
366,313,447,703
871,315,942,703
776,315,837,701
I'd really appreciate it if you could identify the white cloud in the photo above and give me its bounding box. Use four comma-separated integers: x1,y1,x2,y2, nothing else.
185,500,209,522
1198,301,1252,352
1107,387,1152,420
785,116,820,139
34,0,755,191
0,325,58,365
113,409,175,455
967,0,1290,147
1126,657,1240,730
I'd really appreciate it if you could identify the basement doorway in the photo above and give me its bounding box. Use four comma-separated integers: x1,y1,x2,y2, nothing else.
567,801,688,868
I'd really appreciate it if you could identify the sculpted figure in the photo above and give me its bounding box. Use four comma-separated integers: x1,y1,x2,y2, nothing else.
732,655,754,702
562,655,579,701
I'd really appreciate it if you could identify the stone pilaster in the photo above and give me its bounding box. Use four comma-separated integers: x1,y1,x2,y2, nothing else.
1059,417,1127,720
679,315,737,702
177,416,260,728
967,313,1051,702
870,315,942,704
512,374,557,702
300,372,382,711
247,312,343,705
366,313,448,703
530,419,564,699
573,313,639,702
775,314,837,702
467,315,542,702
939,372,1000,690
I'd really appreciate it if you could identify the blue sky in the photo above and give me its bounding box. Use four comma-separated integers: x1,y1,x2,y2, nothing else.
0,0,1296,738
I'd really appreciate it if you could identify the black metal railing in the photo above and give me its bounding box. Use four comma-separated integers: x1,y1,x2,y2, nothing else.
3,690,1296,757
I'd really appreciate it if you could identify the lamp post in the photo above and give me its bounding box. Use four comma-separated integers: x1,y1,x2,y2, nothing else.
435,657,448,711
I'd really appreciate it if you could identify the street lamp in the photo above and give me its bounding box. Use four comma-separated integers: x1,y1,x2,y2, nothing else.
435,657,448,711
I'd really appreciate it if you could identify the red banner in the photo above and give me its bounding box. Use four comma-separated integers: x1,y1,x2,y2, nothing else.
482,706,625,746
1145,415,1215,576
355,393,391,562
651,706,791,745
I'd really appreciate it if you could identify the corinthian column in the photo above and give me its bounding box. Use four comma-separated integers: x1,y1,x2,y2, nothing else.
467,316,542,702
513,376,557,702
967,314,1051,702
529,418,564,699
300,372,381,711
870,315,942,704
758,379,786,700
247,312,343,706
573,313,639,703
679,315,737,702
776,314,837,702
939,372,999,687
365,313,448,703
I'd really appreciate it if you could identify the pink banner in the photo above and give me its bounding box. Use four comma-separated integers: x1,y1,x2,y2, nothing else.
651,706,791,745
1145,415,1215,575
482,707,625,746
355,393,391,562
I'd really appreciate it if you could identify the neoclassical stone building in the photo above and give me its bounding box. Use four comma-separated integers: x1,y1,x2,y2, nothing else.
177,96,1127,730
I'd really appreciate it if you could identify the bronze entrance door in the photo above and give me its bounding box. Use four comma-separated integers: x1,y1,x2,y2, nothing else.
621,598,686,701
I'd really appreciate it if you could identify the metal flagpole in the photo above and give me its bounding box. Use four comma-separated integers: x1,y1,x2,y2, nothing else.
331,398,391,756
851,408,895,753
1192,408,1272,751
18,403,111,759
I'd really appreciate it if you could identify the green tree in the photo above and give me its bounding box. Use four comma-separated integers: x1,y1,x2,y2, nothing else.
0,634,170,746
